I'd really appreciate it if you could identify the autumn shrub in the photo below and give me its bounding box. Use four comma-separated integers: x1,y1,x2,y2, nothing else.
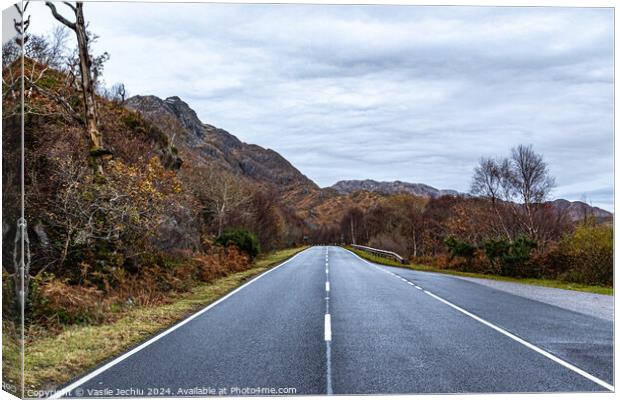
37,156,188,281
555,223,613,286
410,255,436,266
430,254,452,269
29,274,110,326
191,246,251,283
215,229,260,259
107,267,170,307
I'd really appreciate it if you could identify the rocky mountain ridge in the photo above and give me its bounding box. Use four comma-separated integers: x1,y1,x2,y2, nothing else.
549,199,612,222
124,94,612,225
330,179,460,198
125,95,318,190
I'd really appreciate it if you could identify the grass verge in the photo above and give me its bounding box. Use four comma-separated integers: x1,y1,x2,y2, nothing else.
345,246,613,296
4,246,308,392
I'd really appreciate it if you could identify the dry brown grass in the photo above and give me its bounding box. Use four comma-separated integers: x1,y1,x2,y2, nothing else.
28,245,254,331
4,247,307,392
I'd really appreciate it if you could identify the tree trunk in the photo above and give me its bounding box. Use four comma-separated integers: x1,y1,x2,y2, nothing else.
74,3,104,174
46,2,105,175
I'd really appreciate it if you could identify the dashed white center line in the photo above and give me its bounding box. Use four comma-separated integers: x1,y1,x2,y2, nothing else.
345,248,613,392
324,314,332,341
323,247,333,395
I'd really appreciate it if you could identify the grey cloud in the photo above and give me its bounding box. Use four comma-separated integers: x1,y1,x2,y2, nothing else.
26,3,613,210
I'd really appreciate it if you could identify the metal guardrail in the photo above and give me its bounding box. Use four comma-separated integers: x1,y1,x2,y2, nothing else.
350,244,407,264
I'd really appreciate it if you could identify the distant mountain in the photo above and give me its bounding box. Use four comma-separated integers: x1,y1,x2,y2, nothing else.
550,199,613,223
329,180,612,223
125,96,611,228
330,179,460,198
125,95,318,190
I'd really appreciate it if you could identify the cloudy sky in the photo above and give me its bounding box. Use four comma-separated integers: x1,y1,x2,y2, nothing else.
26,3,614,210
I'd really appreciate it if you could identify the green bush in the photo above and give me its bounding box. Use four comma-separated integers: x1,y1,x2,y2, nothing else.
444,236,476,259
557,223,612,286
481,239,510,271
481,236,536,277
215,229,260,258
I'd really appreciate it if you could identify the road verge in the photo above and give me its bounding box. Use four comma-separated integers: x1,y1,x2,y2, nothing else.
4,246,309,392
346,246,612,296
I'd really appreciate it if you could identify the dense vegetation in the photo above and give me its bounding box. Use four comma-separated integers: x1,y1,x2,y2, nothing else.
1,16,305,334
325,151,613,286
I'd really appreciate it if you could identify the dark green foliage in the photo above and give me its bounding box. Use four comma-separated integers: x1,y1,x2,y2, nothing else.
216,229,261,258
481,236,537,277
444,236,476,259
481,238,510,269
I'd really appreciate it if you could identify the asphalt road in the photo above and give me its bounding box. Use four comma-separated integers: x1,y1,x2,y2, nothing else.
54,246,613,397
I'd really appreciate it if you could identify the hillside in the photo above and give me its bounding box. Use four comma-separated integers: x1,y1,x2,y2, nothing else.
550,199,613,224
125,95,318,191
330,179,459,198
123,96,612,228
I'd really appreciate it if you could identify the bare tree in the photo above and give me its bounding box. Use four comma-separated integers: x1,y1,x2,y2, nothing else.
189,167,252,237
340,207,364,245
45,1,108,174
471,157,513,239
47,25,70,69
471,145,555,243
2,2,30,100
509,144,555,239
111,82,126,103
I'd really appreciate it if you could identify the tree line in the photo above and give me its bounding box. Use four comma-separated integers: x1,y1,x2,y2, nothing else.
326,145,611,286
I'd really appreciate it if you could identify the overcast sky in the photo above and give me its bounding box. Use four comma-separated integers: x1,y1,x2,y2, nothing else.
26,3,614,210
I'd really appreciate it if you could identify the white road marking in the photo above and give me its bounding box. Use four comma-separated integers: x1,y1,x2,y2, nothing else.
324,248,333,395
422,290,614,391
342,246,613,391
47,247,314,400
325,341,333,395
324,314,332,341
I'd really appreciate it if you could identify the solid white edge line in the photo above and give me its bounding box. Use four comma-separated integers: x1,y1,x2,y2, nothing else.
326,281,330,292
324,314,332,341
47,247,314,400
423,290,614,391
341,246,614,391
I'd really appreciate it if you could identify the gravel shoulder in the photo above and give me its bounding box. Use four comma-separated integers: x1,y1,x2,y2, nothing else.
453,275,614,321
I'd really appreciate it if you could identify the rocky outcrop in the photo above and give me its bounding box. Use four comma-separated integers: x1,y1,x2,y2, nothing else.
125,95,318,190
